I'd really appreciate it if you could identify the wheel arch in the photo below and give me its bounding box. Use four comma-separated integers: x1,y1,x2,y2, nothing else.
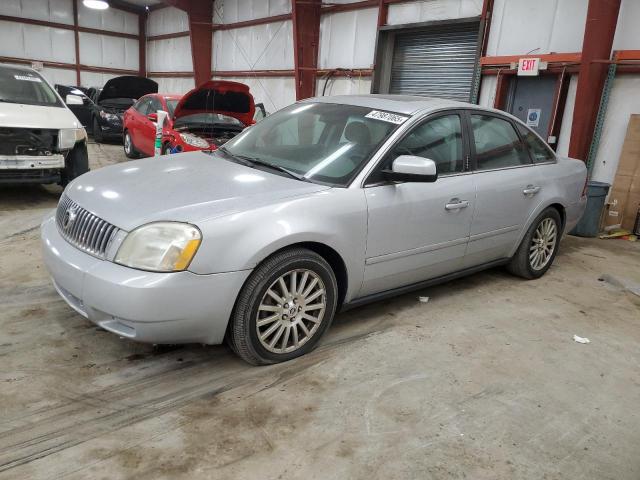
508,200,567,258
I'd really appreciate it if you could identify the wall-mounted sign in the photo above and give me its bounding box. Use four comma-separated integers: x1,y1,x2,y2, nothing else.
526,108,542,128
518,57,540,76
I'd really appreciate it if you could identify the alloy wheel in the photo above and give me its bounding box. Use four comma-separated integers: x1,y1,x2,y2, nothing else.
529,217,557,271
255,269,326,354
124,133,131,154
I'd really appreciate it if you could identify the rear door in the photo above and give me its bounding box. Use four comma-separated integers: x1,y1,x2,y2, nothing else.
361,111,476,296
139,96,164,155
463,111,543,267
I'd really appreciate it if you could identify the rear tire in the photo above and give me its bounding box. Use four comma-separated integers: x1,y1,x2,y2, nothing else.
92,118,103,143
228,248,338,365
123,130,140,159
507,207,561,279
60,142,89,187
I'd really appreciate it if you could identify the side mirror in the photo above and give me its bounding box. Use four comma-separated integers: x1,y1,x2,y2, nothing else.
147,112,158,122
65,94,84,105
383,155,438,183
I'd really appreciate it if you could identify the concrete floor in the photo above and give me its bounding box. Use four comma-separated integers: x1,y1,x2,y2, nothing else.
1,142,639,480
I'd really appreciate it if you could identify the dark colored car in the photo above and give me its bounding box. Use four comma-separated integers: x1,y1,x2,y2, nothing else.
122,93,181,158
89,76,158,143
54,85,94,128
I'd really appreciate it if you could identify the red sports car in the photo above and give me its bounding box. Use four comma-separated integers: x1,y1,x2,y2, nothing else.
122,81,255,158
122,93,180,158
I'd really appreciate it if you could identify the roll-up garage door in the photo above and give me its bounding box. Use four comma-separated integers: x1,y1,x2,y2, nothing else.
389,22,480,101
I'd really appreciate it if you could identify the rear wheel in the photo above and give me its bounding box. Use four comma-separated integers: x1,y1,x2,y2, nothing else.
161,142,171,155
123,130,139,159
507,207,561,279
92,118,103,143
228,248,338,365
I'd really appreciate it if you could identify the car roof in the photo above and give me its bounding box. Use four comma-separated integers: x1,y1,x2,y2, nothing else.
304,94,503,117
0,63,35,73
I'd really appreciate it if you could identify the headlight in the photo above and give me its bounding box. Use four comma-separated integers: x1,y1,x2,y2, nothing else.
58,128,87,149
180,133,209,148
99,110,120,122
114,222,201,272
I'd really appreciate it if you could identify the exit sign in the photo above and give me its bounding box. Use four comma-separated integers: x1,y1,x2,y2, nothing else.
518,58,540,76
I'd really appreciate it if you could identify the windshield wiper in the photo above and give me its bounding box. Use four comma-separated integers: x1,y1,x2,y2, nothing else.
220,148,308,182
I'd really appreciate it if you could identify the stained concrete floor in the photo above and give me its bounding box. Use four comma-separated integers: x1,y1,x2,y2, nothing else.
1,142,639,480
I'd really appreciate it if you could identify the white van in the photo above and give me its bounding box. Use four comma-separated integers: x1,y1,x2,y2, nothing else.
0,64,89,185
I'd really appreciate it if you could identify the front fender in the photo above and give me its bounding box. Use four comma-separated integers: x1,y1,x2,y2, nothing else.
189,188,368,303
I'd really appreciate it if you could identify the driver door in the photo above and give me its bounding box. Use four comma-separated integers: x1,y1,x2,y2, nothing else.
360,112,476,297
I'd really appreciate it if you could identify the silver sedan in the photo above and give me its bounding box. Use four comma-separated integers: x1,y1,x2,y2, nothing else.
41,95,587,365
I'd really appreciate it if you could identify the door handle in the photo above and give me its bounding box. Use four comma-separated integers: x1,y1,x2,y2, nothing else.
523,185,541,196
445,199,470,211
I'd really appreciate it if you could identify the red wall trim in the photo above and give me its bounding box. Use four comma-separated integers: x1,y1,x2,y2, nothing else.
212,70,295,77
148,71,195,78
322,0,378,14
213,13,292,31
0,14,139,40
147,31,190,41
614,50,640,61
151,69,375,79
481,53,582,66
0,55,139,75
377,0,389,27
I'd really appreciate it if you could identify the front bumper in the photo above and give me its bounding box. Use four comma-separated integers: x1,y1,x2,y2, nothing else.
41,213,251,345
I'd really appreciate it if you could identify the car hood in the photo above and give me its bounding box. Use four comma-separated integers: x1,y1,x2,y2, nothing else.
97,76,158,103
0,103,80,129
65,150,330,231
173,80,255,126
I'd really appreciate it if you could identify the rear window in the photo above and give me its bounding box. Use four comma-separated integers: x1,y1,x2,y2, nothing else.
517,124,555,163
0,67,62,107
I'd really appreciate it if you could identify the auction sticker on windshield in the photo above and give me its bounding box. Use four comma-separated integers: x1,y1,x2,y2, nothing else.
14,75,42,82
365,110,408,124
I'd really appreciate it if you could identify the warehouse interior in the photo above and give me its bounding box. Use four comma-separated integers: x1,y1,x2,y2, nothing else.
0,0,639,478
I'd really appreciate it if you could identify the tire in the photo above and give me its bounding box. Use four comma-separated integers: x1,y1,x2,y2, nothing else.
161,142,171,155
60,141,89,187
228,248,338,365
92,117,103,143
507,207,562,279
123,130,140,159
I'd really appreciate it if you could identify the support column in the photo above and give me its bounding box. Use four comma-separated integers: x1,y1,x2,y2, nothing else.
164,0,213,86
377,0,388,27
292,0,321,100
72,0,81,85
568,0,621,161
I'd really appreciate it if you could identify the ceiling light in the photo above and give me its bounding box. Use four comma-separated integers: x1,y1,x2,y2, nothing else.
83,0,109,9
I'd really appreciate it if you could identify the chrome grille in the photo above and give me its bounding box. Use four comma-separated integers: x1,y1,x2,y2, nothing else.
55,195,119,259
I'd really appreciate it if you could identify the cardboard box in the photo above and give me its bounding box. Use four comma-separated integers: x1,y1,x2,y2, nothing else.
604,115,640,230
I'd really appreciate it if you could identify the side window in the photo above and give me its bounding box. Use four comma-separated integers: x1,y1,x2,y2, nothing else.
517,124,555,163
149,97,163,114
134,98,151,115
470,115,531,170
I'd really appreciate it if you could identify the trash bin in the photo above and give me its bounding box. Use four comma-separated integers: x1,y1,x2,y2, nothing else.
570,181,610,238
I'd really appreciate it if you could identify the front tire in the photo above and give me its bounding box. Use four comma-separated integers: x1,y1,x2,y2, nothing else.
123,130,139,159
228,248,338,365
507,207,561,279
60,142,89,186
92,118,103,143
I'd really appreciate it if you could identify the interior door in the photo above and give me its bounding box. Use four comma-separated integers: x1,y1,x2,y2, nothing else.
464,112,543,267
361,112,476,297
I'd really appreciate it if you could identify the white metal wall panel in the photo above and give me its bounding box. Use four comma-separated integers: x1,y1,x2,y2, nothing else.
477,75,497,108
0,20,76,63
147,6,189,36
213,21,294,71
485,0,587,56
213,0,291,24
613,0,640,50
0,0,73,24
78,33,139,70
318,9,378,69
150,77,196,95
316,76,372,96
556,75,577,158
387,0,482,25
212,76,296,113
591,75,640,185
81,71,120,88
148,37,193,72
78,3,138,35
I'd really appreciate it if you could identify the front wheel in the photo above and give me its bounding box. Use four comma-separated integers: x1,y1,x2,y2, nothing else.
228,248,338,365
60,142,89,186
507,207,561,279
123,130,139,159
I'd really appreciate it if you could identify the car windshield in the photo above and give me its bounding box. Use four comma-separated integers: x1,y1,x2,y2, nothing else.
221,102,405,186
174,112,243,128
166,99,179,117
0,67,62,107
